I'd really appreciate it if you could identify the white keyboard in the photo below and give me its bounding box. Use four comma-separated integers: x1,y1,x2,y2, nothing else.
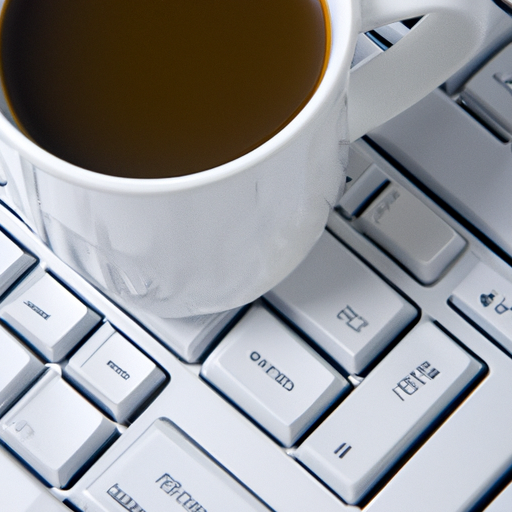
3,11,512,512
2,129,512,511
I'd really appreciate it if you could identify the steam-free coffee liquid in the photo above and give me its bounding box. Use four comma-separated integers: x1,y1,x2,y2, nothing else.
0,0,329,178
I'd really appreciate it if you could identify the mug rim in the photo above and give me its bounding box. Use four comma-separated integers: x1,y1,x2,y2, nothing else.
0,0,355,194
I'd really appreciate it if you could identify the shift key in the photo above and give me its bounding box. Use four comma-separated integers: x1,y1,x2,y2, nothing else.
295,323,484,505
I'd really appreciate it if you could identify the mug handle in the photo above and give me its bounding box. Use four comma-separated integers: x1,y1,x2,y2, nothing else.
348,0,493,142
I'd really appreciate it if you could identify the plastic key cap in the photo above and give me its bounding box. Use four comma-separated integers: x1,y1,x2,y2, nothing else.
85,418,270,512
134,306,241,362
201,301,349,447
266,231,416,374
0,326,44,416
0,447,70,511
0,270,101,361
450,261,512,356
354,183,466,284
65,322,166,423
295,323,484,505
0,230,35,297
0,368,116,488
338,163,389,217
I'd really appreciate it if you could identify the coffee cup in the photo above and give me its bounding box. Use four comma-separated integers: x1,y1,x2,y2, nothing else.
0,0,492,317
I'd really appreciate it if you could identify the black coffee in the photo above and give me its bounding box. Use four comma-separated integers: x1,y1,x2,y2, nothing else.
0,0,329,178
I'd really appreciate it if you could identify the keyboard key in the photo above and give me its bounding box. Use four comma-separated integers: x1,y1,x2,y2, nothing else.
354,183,466,284
363,372,512,512
0,447,70,511
86,418,270,512
0,271,101,361
450,262,512,356
135,306,242,362
65,322,166,423
201,302,349,447
0,230,36,297
0,368,116,488
294,323,484,505
345,146,373,184
0,326,44,417
460,42,512,138
338,163,389,217
266,231,416,374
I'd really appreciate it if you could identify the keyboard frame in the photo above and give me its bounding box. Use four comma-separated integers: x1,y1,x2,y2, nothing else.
1,132,512,511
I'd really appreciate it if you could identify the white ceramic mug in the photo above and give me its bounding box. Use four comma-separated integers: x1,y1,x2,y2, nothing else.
0,0,492,317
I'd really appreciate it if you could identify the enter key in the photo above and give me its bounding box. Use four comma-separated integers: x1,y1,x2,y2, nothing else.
294,322,485,505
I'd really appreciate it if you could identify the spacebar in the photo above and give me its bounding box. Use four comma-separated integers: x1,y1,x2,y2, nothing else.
366,365,512,512
85,418,270,512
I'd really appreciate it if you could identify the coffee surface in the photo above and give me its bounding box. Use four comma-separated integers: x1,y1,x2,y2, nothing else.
0,0,328,178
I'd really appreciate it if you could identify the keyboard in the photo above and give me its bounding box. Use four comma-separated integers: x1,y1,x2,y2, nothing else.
3,7,512,512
